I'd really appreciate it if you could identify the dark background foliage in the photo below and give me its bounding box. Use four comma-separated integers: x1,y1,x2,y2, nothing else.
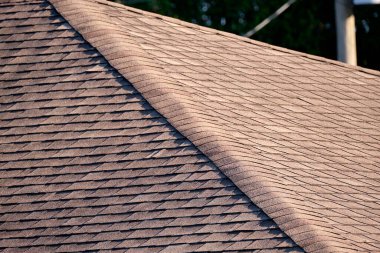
112,0,379,70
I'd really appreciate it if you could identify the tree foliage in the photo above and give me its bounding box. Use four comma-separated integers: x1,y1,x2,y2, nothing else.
112,0,380,70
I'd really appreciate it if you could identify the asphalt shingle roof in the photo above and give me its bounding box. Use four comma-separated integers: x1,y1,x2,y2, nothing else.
0,1,302,252
1,0,380,252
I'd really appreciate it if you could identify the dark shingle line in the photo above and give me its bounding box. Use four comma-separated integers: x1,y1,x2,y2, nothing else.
0,138,190,156
1,229,285,248
0,186,241,210
0,132,177,149
0,32,78,43
3,181,243,203
0,64,113,81
0,113,161,129
0,56,106,70
0,47,97,59
5,164,210,185
0,93,132,108
1,86,122,103
0,226,285,243
0,142,197,163
0,124,169,140
0,203,257,224
0,86,121,98
0,213,273,233
0,16,64,26
4,166,214,189
0,229,287,247
0,154,208,172
1,78,119,90
0,231,289,251
0,13,56,25
3,129,182,145
0,76,118,91
1,104,158,116
0,30,79,43
0,195,249,214
1,183,239,206
2,122,167,136
4,187,232,205
2,164,216,189
0,93,140,108
0,38,86,51
1,105,148,118
1,106,152,120
0,19,65,29
0,153,208,170
2,99,147,112
0,123,169,143
0,23,71,35
0,72,120,84
0,42,94,55
0,63,108,76
0,11,59,22
0,149,202,176
0,132,186,150
2,162,202,184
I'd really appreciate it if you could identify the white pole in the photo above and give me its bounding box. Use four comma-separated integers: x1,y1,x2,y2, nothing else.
335,0,357,65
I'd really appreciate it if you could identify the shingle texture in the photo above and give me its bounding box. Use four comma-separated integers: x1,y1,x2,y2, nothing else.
1,0,380,252
47,0,380,252
0,0,303,252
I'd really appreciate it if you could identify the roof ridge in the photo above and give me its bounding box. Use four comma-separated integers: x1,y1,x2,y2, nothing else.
48,0,349,252
100,0,379,77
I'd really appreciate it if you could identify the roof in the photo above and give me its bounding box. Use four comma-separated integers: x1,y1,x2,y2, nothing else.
1,0,379,252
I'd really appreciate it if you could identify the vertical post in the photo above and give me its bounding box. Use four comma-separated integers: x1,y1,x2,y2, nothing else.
335,0,357,65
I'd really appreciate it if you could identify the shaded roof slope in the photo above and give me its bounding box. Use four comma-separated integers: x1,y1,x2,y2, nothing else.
48,0,380,252
0,0,303,252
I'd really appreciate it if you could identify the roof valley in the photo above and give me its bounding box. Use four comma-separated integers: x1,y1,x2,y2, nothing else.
47,0,345,252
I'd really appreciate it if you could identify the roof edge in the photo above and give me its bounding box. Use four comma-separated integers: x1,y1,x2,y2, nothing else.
98,0,380,77
48,0,345,252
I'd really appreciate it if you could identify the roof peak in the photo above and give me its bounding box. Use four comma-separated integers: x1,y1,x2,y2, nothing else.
69,0,380,77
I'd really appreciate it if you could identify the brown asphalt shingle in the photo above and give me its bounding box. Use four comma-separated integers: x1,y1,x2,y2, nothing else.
0,0,302,252
1,0,380,252
49,0,380,252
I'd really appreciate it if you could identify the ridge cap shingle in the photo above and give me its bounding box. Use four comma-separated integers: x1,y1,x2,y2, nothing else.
45,0,358,252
